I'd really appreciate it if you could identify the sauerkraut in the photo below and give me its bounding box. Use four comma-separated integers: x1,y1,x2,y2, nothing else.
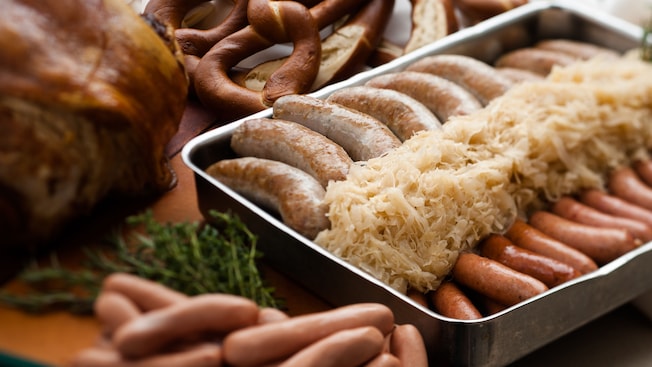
314,58,652,293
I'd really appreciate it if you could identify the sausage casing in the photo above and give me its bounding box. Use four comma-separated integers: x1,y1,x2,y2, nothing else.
579,189,652,229
231,117,353,188
365,70,482,122
406,54,512,105
388,324,429,367
494,48,577,76
452,252,548,307
528,210,640,265
326,86,441,141
534,39,620,60
278,326,385,367
113,294,259,359
495,67,545,83
633,159,652,187
430,281,482,320
479,234,581,288
70,343,223,367
223,303,394,367
552,196,652,242
504,219,598,274
608,166,652,211
272,94,401,161
101,272,188,311
206,157,329,239
94,291,141,337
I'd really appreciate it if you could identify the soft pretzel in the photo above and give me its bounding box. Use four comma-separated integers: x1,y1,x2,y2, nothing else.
193,0,322,121
174,0,250,57
143,0,242,83
143,0,208,28
243,0,395,92
309,0,366,29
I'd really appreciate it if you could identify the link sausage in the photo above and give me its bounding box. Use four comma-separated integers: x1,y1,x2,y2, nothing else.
326,86,442,141
278,326,385,367
579,189,652,229
113,294,259,359
633,159,652,187
405,54,512,105
552,196,652,242
222,303,395,367
206,157,329,239
528,210,640,265
535,39,620,60
365,70,482,122
258,307,290,324
70,343,223,367
388,324,429,367
430,281,483,320
452,252,549,307
504,219,598,274
231,117,353,188
272,94,401,161
494,48,577,76
406,288,430,309
101,272,188,311
363,353,402,367
479,234,581,288
94,291,141,337
609,166,652,211
496,67,544,83
481,296,508,316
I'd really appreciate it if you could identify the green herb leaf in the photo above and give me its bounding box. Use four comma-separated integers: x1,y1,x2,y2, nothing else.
0,210,283,314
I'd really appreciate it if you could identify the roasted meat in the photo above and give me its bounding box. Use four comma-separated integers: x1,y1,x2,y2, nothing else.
0,0,189,248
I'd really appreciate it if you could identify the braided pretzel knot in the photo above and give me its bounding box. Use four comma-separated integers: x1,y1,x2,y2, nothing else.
192,0,321,120
148,0,363,58
243,0,395,92
174,0,250,58
145,0,369,121
143,0,208,29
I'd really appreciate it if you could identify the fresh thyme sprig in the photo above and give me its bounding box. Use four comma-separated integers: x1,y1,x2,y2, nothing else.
0,210,282,314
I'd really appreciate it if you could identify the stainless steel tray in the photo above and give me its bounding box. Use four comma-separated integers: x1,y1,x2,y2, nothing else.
182,2,649,366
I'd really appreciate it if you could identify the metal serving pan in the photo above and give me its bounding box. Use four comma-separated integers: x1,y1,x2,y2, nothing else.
182,2,649,366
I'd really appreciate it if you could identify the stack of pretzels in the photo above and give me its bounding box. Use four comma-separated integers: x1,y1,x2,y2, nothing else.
143,0,527,122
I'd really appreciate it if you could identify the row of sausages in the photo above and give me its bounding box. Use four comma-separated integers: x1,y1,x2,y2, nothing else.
421,161,652,320
206,38,621,239
71,273,429,367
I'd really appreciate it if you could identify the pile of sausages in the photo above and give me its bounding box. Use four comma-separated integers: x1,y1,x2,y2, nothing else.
206,38,620,240
72,273,429,367
202,38,652,320
424,161,652,320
